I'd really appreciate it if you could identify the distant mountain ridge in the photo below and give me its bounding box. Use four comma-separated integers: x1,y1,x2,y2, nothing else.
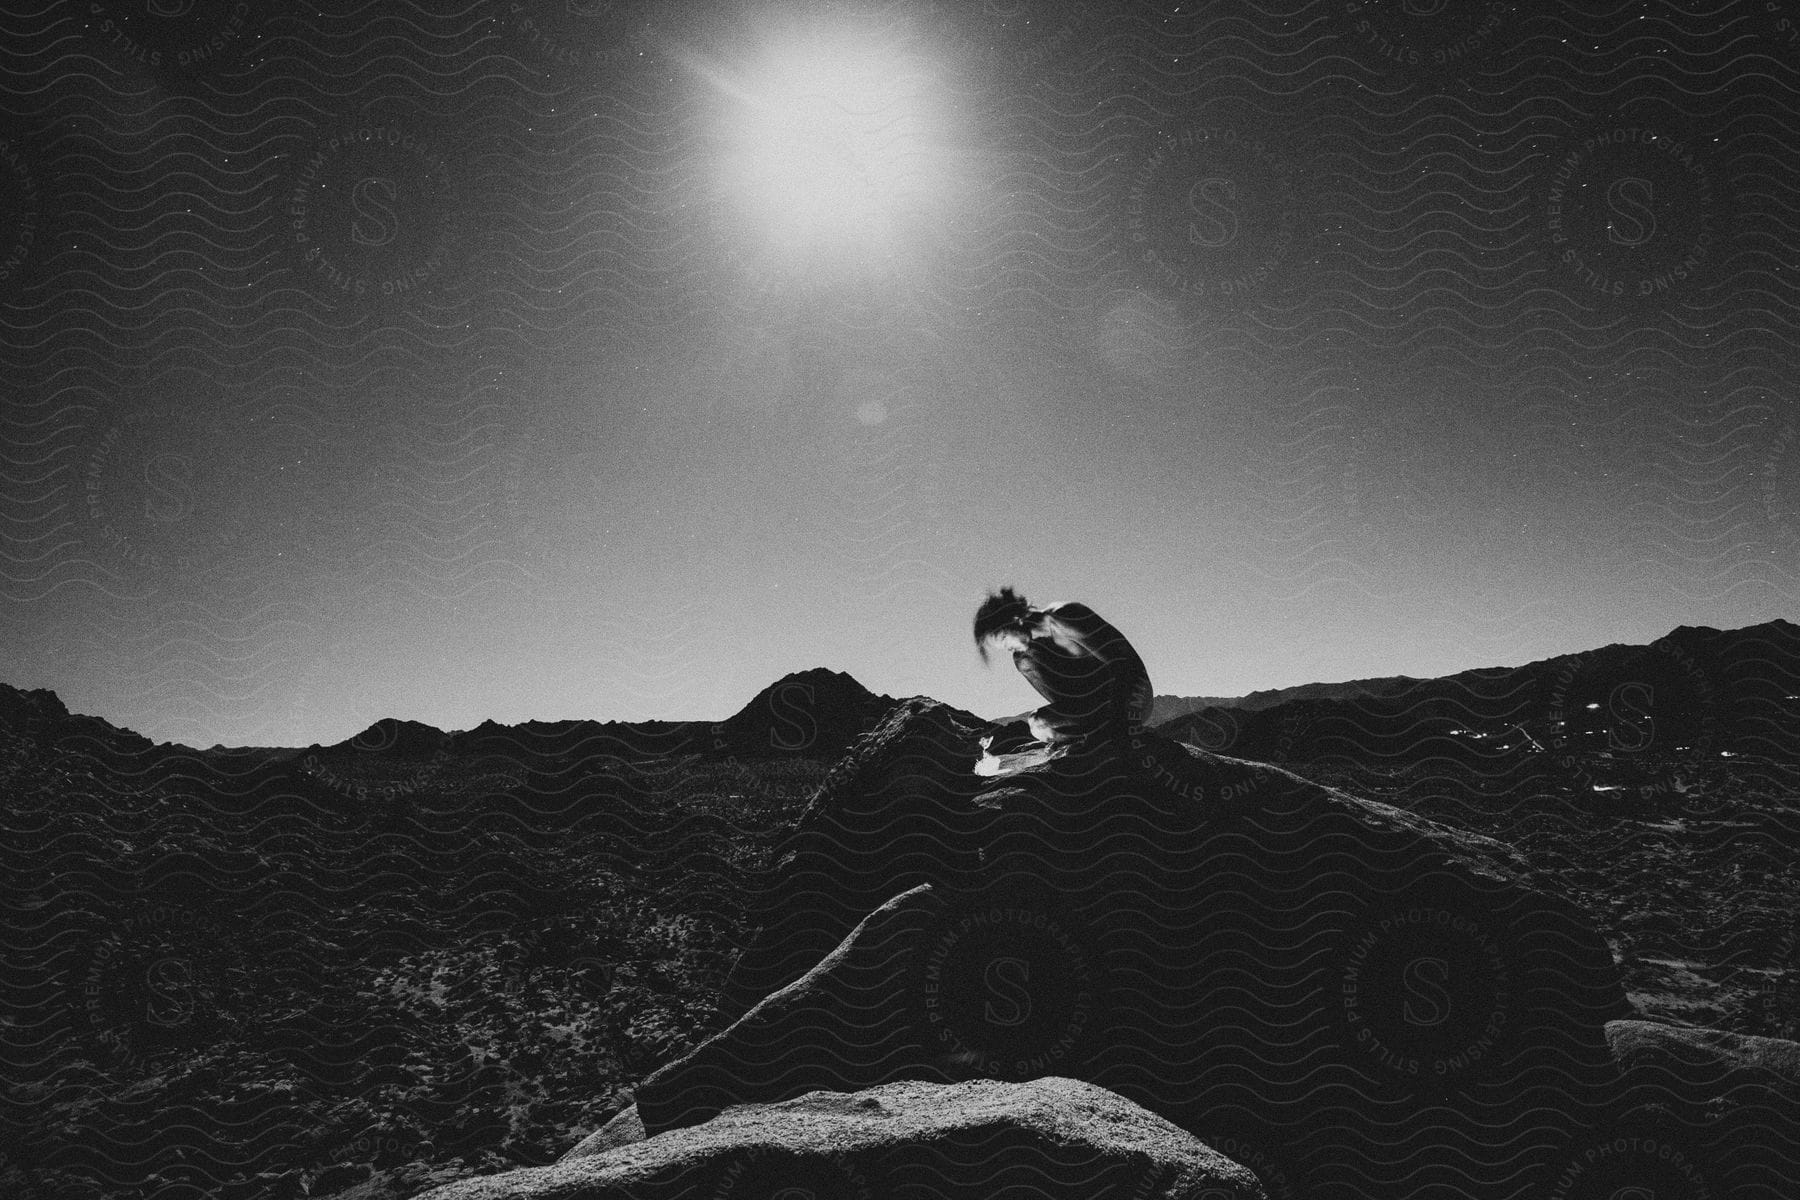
712,667,897,760
1148,675,1418,725
360,667,901,768
0,670,900,794
2,620,1794,764
1155,618,1800,764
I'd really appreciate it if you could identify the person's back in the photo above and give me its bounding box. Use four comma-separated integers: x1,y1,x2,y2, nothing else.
974,587,1153,746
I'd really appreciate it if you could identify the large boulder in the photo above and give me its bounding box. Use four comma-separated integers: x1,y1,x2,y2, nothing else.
643,699,1630,1198
1524,1019,1800,1199
416,1076,1267,1200
1513,1020,1800,1200
1605,1018,1800,1099
563,1103,647,1160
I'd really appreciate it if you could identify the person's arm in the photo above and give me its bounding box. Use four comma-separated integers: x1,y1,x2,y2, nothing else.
1039,601,1154,728
1038,602,1127,663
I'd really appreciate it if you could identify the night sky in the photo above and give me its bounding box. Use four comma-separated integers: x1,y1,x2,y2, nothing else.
2,0,1796,748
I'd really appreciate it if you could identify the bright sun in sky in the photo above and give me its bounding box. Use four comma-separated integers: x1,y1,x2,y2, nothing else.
696,18,959,283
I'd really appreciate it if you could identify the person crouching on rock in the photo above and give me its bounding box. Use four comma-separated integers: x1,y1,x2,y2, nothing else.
973,587,1153,768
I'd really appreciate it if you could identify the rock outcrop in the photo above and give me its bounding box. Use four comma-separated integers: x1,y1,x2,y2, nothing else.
1528,1020,1800,1199
632,698,1629,1198
562,1104,647,1161
0,680,156,763
1605,1018,1800,1099
417,1076,1267,1200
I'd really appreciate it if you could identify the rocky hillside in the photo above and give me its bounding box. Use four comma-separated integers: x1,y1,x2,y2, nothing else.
0,625,1795,1199
413,685,1800,1200
0,676,874,1200
1156,619,1800,767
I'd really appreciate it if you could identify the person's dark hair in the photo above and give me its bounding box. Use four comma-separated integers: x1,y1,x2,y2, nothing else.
973,586,1032,663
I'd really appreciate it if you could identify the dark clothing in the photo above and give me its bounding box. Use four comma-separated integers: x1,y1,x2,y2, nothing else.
1010,600,1153,743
